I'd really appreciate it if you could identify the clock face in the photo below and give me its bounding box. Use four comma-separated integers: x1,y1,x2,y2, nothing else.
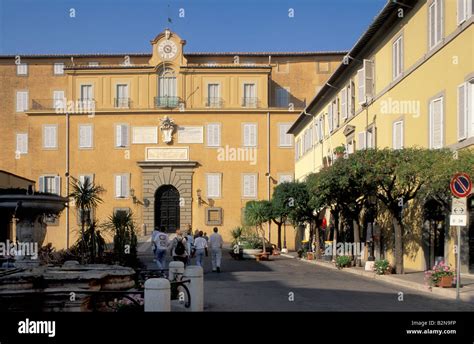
158,40,178,60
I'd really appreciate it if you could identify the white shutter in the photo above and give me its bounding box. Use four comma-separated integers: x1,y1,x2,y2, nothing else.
43,125,57,148
54,63,64,75
116,124,128,147
333,100,339,129
458,83,467,140
436,0,443,44
328,105,333,132
207,174,221,198
393,121,403,149
357,68,365,105
458,0,466,24
430,98,444,148
341,88,347,120
364,59,374,101
243,174,257,198
39,176,45,192
358,132,366,150
53,91,65,110
16,91,28,112
116,125,122,147
16,133,28,154
17,63,27,75
115,175,122,198
429,2,436,48
243,124,257,147
207,123,221,147
122,174,128,197
319,117,324,140
54,176,61,195
279,123,292,147
367,129,374,149
79,125,92,148
314,121,319,143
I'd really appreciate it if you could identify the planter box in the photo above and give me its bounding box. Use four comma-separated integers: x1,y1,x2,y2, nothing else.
242,249,262,259
436,276,454,288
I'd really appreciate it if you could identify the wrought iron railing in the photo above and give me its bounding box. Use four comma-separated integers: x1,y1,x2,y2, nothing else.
114,97,131,108
241,97,259,108
205,97,224,108
154,96,181,108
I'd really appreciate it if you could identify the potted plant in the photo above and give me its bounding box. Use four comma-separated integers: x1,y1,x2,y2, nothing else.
334,145,346,159
335,255,351,269
374,259,392,275
425,261,455,288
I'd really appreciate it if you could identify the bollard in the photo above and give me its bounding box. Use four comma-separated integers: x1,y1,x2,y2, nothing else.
168,261,184,280
183,265,203,311
144,278,170,312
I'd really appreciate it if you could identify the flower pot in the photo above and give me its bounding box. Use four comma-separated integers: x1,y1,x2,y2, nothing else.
436,276,454,288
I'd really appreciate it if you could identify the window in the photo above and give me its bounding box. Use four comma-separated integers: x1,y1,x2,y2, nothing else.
116,84,129,108
79,124,93,148
295,138,300,161
357,131,366,150
53,91,66,110
79,174,94,188
242,174,258,198
17,63,28,76
54,63,64,75
242,123,257,147
16,91,28,112
39,176,61,195
346,138,355,154
278,174,293,184
349,80,355,117
43,125,58,149
392,35,404,80
16,133,28,155
206,123,221,147
278,123,293,147
457,0,473,24
276,86,290,107
392,121,404,149
332,99,339,129
429,97,444,149
318,116,324,141
243,83,257,107
207,83,221,107
158,68,177,106
115,124,129,148
458,79,474,140
80,84,93,101
429,0,443,50
367,126,375,149
206,173,221,198
115,174,130,198
357,59,375,105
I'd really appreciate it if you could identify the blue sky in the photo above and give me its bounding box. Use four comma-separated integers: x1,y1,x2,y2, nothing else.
0,0,387,54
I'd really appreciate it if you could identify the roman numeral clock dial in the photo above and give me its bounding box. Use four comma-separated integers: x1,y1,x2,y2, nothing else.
158,40,178,60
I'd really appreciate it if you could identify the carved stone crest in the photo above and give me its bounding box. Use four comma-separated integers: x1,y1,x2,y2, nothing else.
160,115,175,144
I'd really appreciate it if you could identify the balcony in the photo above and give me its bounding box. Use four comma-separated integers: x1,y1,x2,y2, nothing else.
241,97,259,108
205,97,224,108
30,99,96,113
114,97,131,109
154,96,181,108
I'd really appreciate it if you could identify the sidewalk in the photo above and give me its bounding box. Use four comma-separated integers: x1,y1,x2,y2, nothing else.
280,251,474,303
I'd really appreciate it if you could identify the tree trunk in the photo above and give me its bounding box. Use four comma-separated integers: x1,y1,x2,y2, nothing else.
277,223,282,250
353,220,360,244
314,220,321,258
260,225,267,254
393,217,404,274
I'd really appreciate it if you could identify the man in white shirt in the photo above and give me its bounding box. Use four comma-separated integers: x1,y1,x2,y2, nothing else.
209,227,224,273
152,227,169,271
193,231,208,267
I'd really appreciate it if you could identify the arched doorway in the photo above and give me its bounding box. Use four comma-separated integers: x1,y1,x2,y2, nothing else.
154,185,180,233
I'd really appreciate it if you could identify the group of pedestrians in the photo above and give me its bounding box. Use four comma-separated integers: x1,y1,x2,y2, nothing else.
152,226,224,273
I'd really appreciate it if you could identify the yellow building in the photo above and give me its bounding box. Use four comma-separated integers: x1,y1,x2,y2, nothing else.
0,29,344,250
289,0,474,272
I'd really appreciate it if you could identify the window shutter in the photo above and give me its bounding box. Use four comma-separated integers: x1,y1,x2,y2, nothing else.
358,132,366,150
121,174,128,197
458,0,466,24
341,88,347,120
17,91,28,112
16,134,27,154
357,68,365,105
458,83,467,140
333,100,339,128
314,121,319,143
54,176,61,196
328,105,333,132
115,175,122,197
207,124,221,146
53,91,65,110
364,59,374,101
319,117,324,140
207,174,220,198
44,126,56,148
430,98,444,148
393,122,403,149
39,176,45,193
279,124,292,147
436,0,443,44
116,125,122,147
79,125,92,148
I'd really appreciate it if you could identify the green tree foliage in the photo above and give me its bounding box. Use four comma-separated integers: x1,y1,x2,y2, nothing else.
244,200,272,253
103,210,138,267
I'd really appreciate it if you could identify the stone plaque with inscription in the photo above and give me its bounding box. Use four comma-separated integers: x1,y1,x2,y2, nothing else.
146,147,189,161
177,126,204,144
132,127,158,144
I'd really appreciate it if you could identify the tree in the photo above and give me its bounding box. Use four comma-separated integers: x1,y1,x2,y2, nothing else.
270,182,294,249
69,177,105,263
244,200,272,254
103,210,138,266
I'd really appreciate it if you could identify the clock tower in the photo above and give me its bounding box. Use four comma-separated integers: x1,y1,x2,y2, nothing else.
149,29,187,67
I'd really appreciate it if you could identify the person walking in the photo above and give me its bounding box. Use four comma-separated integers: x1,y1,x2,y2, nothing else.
152,227,169,272
209,227,223,273
203,232,209,242
170,228,188,265
186,229,194,262
193,231,208,267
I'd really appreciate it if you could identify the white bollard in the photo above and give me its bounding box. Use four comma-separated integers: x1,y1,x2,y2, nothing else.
144,278,170,312
168,261,184,280
183,265,203,312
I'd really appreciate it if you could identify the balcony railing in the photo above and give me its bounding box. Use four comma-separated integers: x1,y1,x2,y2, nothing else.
154,96,181,108
205,97,224,108
114,97,131,109
241,97,259,108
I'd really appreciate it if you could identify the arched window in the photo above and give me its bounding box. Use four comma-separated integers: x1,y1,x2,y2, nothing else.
157,68,177,107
